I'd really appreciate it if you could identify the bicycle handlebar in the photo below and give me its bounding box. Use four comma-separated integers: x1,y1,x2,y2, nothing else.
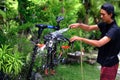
36,24,59,30
36,16,64,30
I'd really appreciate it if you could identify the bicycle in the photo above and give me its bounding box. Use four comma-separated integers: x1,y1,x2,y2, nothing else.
38,28,73,75
27,16,64,80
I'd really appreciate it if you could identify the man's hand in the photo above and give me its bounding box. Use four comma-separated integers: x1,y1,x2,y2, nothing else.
69,23,81,28
70,36,82,42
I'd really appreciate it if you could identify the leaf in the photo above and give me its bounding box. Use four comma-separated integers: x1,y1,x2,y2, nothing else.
0,9,6,19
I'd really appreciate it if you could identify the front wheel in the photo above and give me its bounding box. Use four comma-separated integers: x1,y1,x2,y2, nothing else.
31,72,44,80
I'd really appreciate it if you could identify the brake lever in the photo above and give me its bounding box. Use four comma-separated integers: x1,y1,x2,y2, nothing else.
68,41,74,47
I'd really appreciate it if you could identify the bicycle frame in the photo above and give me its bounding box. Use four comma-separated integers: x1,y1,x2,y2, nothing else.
41,28,70,74
27,16,64,80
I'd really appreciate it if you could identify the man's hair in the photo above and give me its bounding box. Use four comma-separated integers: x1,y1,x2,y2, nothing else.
101,3,115,19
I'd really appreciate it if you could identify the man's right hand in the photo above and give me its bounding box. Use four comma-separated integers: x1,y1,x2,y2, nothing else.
69,23,81,29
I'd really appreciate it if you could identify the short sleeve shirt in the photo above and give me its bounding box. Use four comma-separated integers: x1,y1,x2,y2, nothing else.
97,21,120,67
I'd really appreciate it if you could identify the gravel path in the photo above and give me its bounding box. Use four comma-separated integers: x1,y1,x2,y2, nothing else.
116,53,120,80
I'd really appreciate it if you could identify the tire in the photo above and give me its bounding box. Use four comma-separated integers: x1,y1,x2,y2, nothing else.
34,73,43,80
31,72,44,80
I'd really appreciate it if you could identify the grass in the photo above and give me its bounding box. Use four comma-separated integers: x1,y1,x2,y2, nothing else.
43,62,100,80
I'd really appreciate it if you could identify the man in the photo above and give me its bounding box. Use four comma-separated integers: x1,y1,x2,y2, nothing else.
69,3,120,80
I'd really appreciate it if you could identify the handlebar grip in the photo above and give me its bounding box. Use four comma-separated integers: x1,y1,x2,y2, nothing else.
35,24,59,30
47,25,59,30
35,24,47,28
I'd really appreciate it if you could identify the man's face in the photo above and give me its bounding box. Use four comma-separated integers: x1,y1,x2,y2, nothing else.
100,9,112,23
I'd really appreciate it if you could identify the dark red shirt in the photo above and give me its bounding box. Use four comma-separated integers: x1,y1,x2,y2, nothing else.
97,20,120,67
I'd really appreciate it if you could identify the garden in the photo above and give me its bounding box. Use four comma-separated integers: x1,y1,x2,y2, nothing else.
0,0,120,80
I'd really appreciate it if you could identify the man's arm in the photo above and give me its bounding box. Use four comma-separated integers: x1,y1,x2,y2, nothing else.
69,23,99,31
70,36,111,47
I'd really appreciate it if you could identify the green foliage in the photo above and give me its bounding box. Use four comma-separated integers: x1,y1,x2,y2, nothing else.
5,0,18,20
0,30,7,45
2,20,19,36
29,0,82,28
0,9,6,19
0,44,24,76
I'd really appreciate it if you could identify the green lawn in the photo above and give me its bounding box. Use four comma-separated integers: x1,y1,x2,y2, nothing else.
43,62,100,80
